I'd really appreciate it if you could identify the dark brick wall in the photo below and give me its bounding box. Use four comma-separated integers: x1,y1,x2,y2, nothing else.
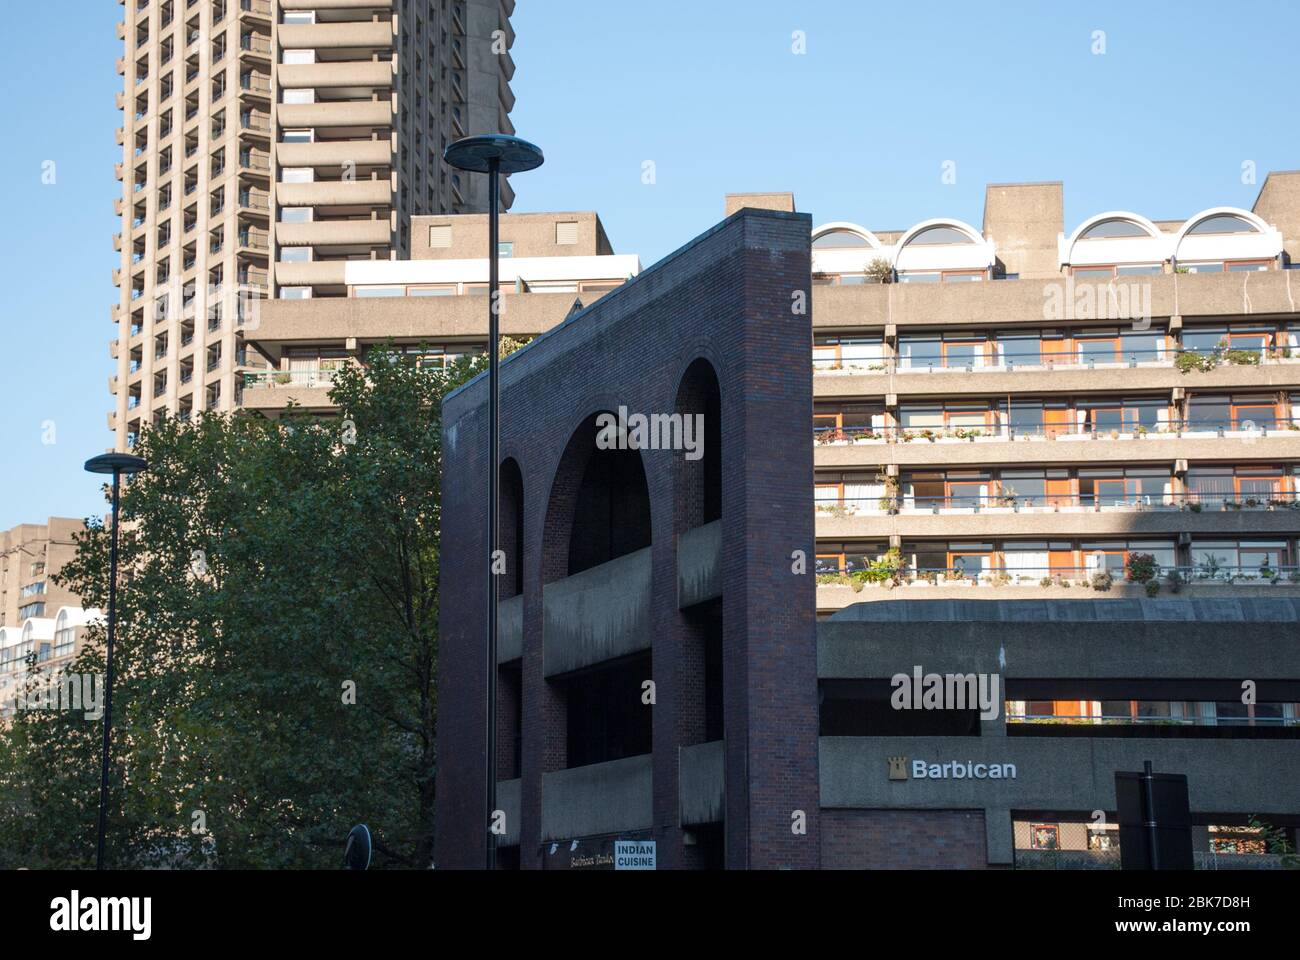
820,810,988,869
435,208,818,869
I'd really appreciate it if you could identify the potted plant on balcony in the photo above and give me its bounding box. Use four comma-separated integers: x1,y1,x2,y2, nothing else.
1125,552,1158,587
274,371,291,385
865,257,894,284
1090,569,1114,592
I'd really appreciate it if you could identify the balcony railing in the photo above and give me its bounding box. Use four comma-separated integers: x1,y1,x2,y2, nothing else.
243,368,344,390
814,419,1300,445
813,347,1299,376
817,564,1300,589
816,490,1300,517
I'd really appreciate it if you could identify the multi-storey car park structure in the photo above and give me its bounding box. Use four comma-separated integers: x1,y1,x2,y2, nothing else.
433,183,1300,870
109,0,517,450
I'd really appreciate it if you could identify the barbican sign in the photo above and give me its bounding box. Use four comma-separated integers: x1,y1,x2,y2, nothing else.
889,757,1018,781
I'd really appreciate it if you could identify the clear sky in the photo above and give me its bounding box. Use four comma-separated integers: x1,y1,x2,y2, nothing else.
1,0,1297,530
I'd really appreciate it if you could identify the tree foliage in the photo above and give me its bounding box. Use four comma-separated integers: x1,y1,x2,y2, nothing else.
0,346,480,868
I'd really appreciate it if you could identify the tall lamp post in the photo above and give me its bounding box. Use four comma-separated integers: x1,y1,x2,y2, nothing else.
84,452,148,870
444,134,544,870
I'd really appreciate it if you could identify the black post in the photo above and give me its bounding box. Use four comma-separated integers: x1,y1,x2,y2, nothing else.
443,134,542,872
1142,759,1159,870
96,469,122,871
485,156,500,871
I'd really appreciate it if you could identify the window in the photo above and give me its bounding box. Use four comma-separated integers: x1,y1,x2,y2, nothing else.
428,224,452,248
907,225,974,245
812,229,870,248
497,241,513,258
1079,218,1151,239
281,129,313,143
278,247,310,263
556,221,578,245
1187,214,1258,235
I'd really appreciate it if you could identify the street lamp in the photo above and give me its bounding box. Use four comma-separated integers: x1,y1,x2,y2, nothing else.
443,134,544,871
84,451,148,870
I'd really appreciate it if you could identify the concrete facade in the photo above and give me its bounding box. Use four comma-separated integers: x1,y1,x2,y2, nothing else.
109,0,516,449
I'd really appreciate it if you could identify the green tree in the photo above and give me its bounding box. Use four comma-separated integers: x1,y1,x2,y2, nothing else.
0,345,479,868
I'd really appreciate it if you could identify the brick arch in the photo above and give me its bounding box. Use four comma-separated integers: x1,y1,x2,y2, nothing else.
498,457,525,599
673,356,722,535
541,411,653,585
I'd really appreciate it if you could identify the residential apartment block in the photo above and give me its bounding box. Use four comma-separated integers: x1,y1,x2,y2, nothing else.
109,0,517,449
240,210,638,411
0,519,85,627
810,171,1300,614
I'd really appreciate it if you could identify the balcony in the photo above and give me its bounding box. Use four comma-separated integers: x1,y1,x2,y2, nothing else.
276,179,391,209
540,754,652,842
813,269,1300,330
277,20,394,51
678,520,721,608
679,740,725,826
274,220,389,248
815,349,1300,399
276,101,393,130
542,546,652,677
813,421,1300,469
276,139,391,169
277,61,394,91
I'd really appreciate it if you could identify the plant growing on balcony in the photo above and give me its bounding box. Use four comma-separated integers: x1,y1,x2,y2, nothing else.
1175,349,1219,374
865,257,894,284
1144,581,1160,598
1165,569,1186,594
1225,349,1262,366
1090,569,1114,592
1125,552,1158,585
857,547,904,586
919,429,938,443
273,371,291,385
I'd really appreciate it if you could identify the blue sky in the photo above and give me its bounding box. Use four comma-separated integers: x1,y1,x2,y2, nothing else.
1,0,1297,529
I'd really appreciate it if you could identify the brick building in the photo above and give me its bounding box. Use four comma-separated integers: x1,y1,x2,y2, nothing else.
436,206,821,869
436,189,1300,870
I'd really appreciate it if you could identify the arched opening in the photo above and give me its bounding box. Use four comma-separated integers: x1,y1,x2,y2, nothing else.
497,458,524,785
563,419,652,578
675,358,722,532
541,413,654,772
1079,218,1154,239
674,359,725,748
498,458,524,599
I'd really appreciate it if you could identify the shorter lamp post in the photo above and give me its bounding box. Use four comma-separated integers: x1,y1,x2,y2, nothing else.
443,134,544,871
84,452,149,870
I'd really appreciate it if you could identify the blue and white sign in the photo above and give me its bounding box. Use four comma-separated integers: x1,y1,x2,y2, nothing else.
614,840,656,870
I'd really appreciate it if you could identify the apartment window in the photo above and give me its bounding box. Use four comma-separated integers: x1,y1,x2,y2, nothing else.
282,11,314,24
279,247,310,263
281,49,314,65
556,221,579,245
281,129,313,143
278,287,311,300
18,602,45,621
279,207,311,223
282,89,315,105
280,168,313,184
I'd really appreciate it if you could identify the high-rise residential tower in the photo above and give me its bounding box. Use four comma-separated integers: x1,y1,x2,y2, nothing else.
109,0,517,449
